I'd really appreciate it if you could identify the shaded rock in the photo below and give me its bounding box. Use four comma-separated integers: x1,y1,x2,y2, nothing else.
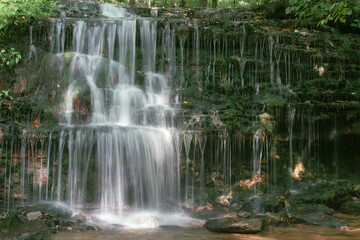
73,213,87,222
60,219,75,227
0,218,49,240
289,204,346,228
225,211,251,218
0,211,26,230
264,212,290,225
237,211,251,218
17,202,73,219
340,199,360,215
87,225,103,231
289,181,355,209
204,217,263,233
26,211,42,221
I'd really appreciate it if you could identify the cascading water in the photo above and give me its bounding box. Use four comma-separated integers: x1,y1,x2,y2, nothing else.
41,4,183,226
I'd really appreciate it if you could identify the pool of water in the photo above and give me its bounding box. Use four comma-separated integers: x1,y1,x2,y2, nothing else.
51,214,360,240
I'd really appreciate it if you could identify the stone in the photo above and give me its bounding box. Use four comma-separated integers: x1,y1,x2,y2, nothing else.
289,204,346,228
225,211,251,219
340,199,360,215
26,211,43,221
216,195,230,206
264,212,290,225
204,217,263,233
17,202,73,219
0,216,49,239
73,213,87,222
87,225,103,231
0,211,26,230
237,211,251,218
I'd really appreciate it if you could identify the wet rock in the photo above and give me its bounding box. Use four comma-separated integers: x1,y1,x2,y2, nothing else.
340,199,360,215
289,204,346,228
216,195,230,206
17,202,73,219
60,219,75,227
87,225,103,231
26,211,42,221
159,225,182,230
73,213,87,222
0,216,49,240
264,212,290,225
204,217,263,233
289,181,355,209
225,211,251,218
0,211,26,230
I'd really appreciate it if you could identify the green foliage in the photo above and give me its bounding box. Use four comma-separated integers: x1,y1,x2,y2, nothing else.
0,48,21,69
0,89,13,104
0,0,61,37
285,0,360,28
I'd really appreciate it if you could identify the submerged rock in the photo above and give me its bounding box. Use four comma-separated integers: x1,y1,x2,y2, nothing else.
204,217,263,233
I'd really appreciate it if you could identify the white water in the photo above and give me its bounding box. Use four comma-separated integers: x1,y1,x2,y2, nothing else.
45,4,183,227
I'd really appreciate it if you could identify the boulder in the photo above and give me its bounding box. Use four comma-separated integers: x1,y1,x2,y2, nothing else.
264,212,290,225
26,211,43,221
225,211,251,218
17,202,73,219
0,214,49,240
73,213,87,222
289,204,346,228
216,195,230,206
0,211,26,230
204,217,263,233
340,199,360,215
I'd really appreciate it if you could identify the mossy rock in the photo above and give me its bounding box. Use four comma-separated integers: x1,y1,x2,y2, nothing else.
16,202,73,219
0,211,26,230
204,216,263,233
340,199,360,215
289,203,346,228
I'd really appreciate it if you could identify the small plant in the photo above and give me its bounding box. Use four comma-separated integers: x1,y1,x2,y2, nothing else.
0,0,61,37
286,0,360,29
0,89,13,104
0,48,21,69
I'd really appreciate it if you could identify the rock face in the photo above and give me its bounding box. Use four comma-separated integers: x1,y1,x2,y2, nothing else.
204,217,263,233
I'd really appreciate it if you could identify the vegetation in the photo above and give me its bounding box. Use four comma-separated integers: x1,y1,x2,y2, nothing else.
0,0,60,37
285,0,360,28
0,48,21,70
0,0,61,70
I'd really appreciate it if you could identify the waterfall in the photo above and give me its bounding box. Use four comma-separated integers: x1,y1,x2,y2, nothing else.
40,4,181,220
